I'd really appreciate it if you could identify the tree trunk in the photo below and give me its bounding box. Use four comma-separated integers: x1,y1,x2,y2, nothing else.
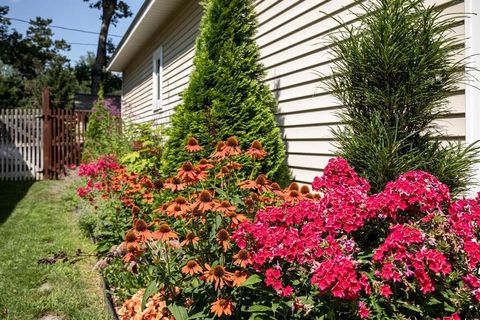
91,0,116,96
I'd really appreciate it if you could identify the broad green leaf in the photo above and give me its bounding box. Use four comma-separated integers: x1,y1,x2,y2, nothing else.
168,304,189,320
141,281,158,310
188,311,207,319
248,305,271,312
239,274,262,288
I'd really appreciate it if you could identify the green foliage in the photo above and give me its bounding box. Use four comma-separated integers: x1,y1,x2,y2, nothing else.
0,6,79,109
83,88,128,161
74,51,122,95
325,0,479,195
120,122,164,176
162,0,289,182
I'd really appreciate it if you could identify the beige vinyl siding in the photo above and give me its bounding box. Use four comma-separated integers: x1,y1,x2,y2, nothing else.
121,0,466,185
257,0,465,184
122,0,202,125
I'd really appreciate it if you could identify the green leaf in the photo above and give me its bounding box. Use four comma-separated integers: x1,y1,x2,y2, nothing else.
428,297,442,305
141,281,158,310
239,274,262,288
168,304,189,320
188,311,207,319
214,187,228,199
248,305,271,312
398,301,422,314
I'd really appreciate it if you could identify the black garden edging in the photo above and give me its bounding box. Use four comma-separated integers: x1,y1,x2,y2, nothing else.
99,274,120,320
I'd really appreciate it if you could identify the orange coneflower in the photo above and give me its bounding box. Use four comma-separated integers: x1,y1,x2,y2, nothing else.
232,270,248,287
191,208,207,224
216,229,231,252
166,196,190,216
164,177,186,192
305,193,314,200
224,137,242,156
225,211,248,226
288,182,300,191
226,161,243,171
140,177,154,188
215,166,230,179
143,192,154,203
153,203,169,215
239,174,272,193
172,205,187,218
177,161,199,183
131,205,141,217
283,190,304,204
192,190,217,213
197,159,214,171
216,200,236,214
123,242,142,263
212,141,227,160
181,260,203,276
202,264,233,290
133,219,154,241
270,182,285,197
185,137,202,152
233,249,253,268
246,140,268,160
180,231,200,247
193,166,208,182
153,223,178,242
300,185,310,195
153,178,164,190
210,298,234,317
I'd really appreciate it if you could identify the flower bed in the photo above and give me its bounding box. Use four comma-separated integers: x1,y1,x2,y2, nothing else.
77,139,480,319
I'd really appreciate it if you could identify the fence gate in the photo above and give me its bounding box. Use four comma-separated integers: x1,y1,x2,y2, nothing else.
0,88,90,181
42,88,90,179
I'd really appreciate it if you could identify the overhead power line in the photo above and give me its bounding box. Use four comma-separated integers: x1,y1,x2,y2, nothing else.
69,42,97,46
7,17,123,38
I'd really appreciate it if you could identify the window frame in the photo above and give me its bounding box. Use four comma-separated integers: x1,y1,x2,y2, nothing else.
152,46,163,112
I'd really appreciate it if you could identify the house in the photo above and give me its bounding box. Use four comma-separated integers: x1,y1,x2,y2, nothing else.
107,0,480,188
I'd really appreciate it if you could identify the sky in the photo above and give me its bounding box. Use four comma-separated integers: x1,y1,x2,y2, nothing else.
1,0,143,64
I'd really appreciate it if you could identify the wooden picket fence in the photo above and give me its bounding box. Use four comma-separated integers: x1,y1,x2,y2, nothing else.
0,108,43,180
0,88,91,181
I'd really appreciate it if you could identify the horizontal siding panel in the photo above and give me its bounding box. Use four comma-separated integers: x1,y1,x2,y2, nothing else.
282,124,336,140
287,154,331,171
121,0,466,175
290,167,324,184
285,140,336,154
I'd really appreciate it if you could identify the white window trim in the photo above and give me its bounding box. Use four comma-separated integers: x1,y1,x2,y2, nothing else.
465,0,480,195
152,46,163,112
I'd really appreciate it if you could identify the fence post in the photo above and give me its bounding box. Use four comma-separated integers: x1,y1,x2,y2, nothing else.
42,87,52,179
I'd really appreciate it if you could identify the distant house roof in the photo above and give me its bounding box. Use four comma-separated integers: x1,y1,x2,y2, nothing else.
107,0,185,72
74,93,121,113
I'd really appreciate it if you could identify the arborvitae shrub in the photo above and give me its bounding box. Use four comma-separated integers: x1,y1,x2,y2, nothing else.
161,0,289,183
326,0,479,195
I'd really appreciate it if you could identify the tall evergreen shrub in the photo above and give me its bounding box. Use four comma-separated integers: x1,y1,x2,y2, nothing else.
162,0,288,181
326,0,479,195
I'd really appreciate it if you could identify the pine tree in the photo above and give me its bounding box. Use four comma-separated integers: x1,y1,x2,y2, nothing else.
161,0,288,181
326,0,479,195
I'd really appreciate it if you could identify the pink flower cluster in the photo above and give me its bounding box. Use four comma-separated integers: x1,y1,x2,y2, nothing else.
449,195,480,271
78,155,117,177
373,224,451,294
369,171,450,221
77,156,118,198
234,157,480,318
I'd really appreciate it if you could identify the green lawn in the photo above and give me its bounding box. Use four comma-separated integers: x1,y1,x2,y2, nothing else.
0,179,112,320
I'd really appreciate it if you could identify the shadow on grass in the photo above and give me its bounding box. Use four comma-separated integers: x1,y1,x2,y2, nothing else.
0,181,35,225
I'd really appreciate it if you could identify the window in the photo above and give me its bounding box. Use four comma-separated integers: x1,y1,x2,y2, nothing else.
152,46,163,111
